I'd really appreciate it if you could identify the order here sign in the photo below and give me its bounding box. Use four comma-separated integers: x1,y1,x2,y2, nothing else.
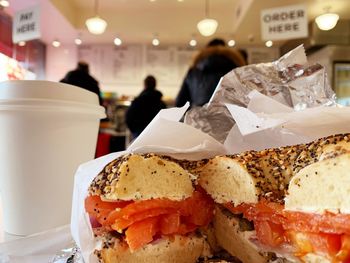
261,5,308,41
12,5,41,43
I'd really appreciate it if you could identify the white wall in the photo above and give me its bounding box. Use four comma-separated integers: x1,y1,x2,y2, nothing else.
45,44,78,82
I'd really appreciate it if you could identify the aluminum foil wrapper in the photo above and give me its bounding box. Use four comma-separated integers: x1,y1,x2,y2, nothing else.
51,243,83,263
185,45,336,143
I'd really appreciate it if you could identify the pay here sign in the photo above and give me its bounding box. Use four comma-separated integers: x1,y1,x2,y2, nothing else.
261,5,308,41
12,5,41,43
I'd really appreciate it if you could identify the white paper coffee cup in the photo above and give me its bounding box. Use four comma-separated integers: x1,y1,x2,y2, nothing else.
0,80,105,236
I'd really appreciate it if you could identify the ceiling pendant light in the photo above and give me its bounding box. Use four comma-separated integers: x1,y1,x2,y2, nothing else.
315,6,339,31
0,0,10,8
315,11,339,31
197,0,218,37
85,0,107,35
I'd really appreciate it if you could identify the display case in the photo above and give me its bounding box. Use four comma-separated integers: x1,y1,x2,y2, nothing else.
98,92,133,153
0,53,36,81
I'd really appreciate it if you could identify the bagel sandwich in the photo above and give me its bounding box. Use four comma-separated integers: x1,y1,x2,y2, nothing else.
84,153,215,263
197,134,350,263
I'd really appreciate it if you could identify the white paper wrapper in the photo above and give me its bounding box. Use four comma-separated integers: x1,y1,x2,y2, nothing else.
224,90,350,153
70,103,226,263
0,225,74,263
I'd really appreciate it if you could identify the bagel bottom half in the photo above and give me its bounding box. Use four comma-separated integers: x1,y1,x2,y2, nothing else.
98,234,211,263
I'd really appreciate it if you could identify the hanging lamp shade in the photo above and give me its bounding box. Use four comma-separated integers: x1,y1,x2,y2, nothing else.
0,0,10,8
86,16,107,34
197,18,218,36
197,0,218,37
85,0,107,35
315,13,339,31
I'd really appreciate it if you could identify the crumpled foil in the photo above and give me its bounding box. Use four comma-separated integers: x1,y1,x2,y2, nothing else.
51,243,83,263
185,45,336,143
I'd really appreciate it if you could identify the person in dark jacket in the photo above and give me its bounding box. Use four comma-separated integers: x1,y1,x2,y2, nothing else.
126,75,166,139
175,38,246,107
60,61,102,105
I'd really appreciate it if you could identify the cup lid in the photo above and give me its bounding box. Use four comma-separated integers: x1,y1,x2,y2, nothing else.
0,80,106,118
0,80,100,105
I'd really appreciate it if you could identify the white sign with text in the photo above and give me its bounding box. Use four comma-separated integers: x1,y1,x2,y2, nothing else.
12,5,41,43
261,5,308,41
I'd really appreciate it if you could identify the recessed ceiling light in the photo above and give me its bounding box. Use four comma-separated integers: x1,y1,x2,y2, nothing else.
152,38,160,46
18,41,26,47
52,40,61,48
114,37,122,46
228,39,235,47
178,0,184,2
75,38,82,45
265,40,273,47
189,39,197,47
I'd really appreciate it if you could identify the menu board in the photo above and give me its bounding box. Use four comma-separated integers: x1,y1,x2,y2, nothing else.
110,45,143,83
145,46,177,85
78,44,195,90
87,45,143,84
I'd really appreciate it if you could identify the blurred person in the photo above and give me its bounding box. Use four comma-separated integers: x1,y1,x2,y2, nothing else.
175,38,246,108
61,62,109,157
60,61,102,105
125,75,166,139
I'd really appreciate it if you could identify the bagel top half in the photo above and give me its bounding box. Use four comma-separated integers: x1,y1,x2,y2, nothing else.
88,153,198,201
197,134,350,210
